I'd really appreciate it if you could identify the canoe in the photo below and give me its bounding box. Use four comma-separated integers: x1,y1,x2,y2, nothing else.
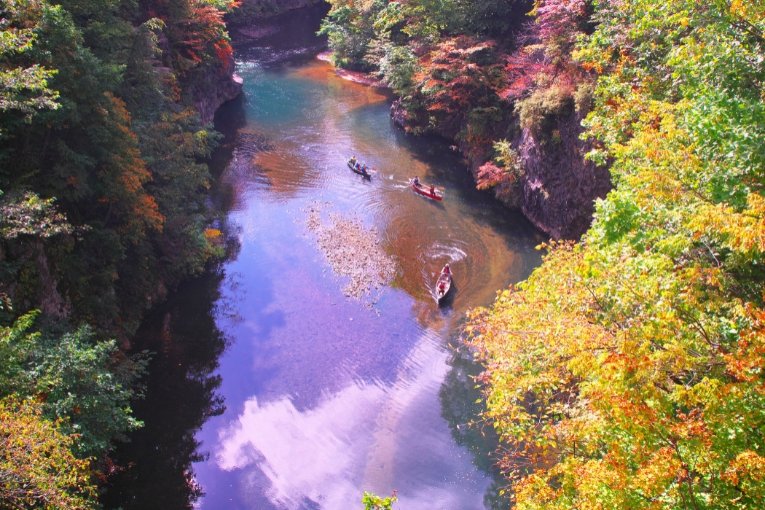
435,265,452,303
410,179,443,201
347,160,371,178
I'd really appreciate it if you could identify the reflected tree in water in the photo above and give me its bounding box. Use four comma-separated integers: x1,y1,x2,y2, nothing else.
100,266,231,510
439,341,512,510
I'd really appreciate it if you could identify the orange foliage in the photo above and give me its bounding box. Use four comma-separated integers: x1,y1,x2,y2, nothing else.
102,93,164,238
176,3,230,69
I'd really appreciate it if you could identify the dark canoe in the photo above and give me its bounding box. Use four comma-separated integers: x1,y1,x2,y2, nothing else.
347,160,371,178
435,266,452,304
410,179,443,201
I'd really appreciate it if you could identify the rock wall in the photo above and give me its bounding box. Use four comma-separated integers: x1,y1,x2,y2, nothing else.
392,100,610,240
190,64,243,124
513,113,610,239
239,0,325,17
152,30,243,125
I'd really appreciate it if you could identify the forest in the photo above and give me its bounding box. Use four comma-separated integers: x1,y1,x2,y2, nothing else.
322,0,765,508
1,0,236,506
1,0,764,508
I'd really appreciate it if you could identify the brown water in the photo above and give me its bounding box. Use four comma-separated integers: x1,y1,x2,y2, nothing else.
103,9,543,510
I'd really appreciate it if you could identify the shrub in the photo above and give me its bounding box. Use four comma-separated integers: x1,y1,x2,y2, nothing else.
515,83,573,135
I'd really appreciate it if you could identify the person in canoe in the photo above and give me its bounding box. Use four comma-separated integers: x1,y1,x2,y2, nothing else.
413,176,420,187
436,263,452,302
440,264,451,290
350,155,357,165
430,185,436,195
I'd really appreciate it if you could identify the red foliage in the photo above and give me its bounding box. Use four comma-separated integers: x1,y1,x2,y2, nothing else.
501,47,549,100
536,0,588,52
214,40,233,71
168,1,232,72
499,1,592,102
476,161,512,190
416,36,505,126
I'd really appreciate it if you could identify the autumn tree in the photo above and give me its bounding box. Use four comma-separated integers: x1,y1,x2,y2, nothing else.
0,0,59,140
0,311,148,458
0,396,98,509
0,0,236,336
468,1,765,508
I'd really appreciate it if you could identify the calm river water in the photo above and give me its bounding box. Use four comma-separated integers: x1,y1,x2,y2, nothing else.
103,7,542,510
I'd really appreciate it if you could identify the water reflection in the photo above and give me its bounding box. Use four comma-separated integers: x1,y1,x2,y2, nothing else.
186,48,543,508
209,332,491,510
101,271,230,510
105,6,544,510
439,342,513,510
191,15,544,507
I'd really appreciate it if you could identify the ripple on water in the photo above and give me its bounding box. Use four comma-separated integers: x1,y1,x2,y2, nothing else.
425,241,469,263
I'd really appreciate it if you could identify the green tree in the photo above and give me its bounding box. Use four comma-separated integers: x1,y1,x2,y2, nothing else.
0,312,148,458
378,44,417,95
469,1,765,508
320,1,387,70
0,0,59,135
362,490,397,510
0,191,73,239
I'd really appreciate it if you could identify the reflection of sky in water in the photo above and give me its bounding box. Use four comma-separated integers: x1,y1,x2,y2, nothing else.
193,190,493,508
192,41,541,509
210,333,490,510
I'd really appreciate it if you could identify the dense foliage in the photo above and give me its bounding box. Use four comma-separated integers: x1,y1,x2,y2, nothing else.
320,0,526,103
0,0,235,335
0,0,237,503
467,1,765,508
319,0,595,194
0,397,98,509
0,312,148,458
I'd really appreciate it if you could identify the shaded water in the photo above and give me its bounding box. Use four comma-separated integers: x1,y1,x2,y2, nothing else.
104,8,543,510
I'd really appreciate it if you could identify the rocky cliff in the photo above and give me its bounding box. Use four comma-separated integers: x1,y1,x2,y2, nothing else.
189,64,243,124
231,0,326,25
513,113,610,239
186,1,328,124
391,99,610,240
250,0,324,13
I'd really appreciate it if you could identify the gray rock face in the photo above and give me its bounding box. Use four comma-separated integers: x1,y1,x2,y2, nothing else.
239,0,325,18
514,113,611,239
191,60,244,124
189,3,327,123
391,100,610,239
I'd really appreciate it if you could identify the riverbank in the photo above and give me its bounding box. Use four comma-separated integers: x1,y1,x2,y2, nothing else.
317,2,612,240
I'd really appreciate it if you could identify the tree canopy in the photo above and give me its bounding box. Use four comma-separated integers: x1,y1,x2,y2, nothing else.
467,1,765,508
0,396,98,510
0,0,237,503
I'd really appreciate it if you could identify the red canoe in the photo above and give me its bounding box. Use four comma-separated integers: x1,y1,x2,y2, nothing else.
410,179,443,201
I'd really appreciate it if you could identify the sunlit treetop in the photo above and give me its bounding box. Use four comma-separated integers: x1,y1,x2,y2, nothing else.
468,1,765,508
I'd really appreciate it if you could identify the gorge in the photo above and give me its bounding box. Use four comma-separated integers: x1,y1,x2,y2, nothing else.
2,1,762,510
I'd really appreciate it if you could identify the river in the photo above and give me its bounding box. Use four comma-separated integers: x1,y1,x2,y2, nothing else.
102,7,543,510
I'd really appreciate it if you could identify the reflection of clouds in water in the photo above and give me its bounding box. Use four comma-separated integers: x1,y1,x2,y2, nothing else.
214,333,489,510
217,385,384,509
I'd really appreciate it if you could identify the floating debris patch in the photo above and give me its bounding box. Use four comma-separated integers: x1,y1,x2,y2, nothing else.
305,202,396,304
